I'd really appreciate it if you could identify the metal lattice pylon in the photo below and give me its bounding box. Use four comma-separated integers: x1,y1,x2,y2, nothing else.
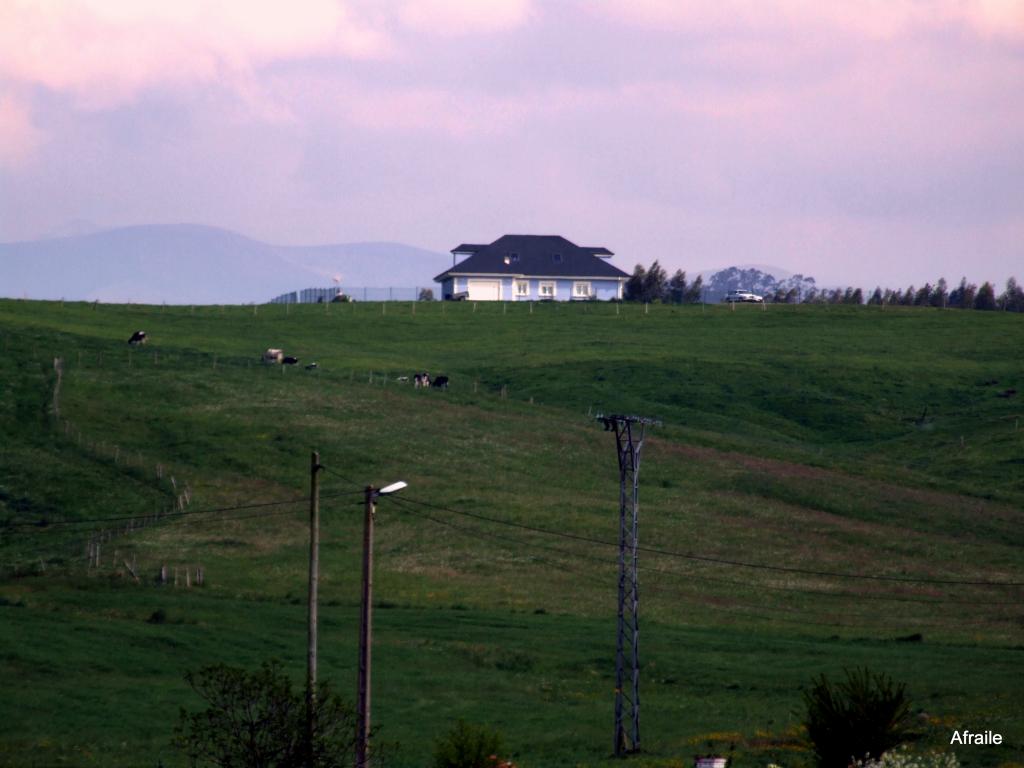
598,414,655,756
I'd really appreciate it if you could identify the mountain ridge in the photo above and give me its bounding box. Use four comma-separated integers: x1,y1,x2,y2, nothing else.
0,224,450,304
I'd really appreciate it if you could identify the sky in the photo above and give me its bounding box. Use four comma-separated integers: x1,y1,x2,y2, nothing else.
1,0,1022,288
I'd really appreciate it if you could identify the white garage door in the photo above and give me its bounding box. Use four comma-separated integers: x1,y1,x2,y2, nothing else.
467,279,501,301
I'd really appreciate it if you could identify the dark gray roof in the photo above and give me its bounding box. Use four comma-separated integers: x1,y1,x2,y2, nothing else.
435,235,626,281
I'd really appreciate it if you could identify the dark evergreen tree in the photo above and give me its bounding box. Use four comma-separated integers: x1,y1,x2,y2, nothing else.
867,287,883,305
624,264,646,302
683,274,704,303
914,283,932,306
641,260,669,302
667,269,687,304
902,286,915,305
850,288,864,305
974,281,997,310
948,277,976,308
930,278,948,308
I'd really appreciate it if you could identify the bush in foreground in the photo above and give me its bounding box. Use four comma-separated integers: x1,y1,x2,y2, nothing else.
433,720,514,768
802,668,916,768
175,660,362,768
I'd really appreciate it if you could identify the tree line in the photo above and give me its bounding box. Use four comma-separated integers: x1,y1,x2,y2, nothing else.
804,276,1023,311
623,261,704,303
624,260,1024,311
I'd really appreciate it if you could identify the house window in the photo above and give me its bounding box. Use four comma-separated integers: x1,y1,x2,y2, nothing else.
573,281,592,298
551,253,563,264
539,281,556,298
515,280,529,297
504,252,520,266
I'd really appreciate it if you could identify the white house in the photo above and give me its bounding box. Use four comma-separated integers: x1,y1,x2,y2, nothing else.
434,234,629,301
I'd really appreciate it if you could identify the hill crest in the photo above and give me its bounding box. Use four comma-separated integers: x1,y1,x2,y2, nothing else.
0,224,449,304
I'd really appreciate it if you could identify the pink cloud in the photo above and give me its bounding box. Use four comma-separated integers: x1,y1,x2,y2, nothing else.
0,0,388,107
591,0,1024,40
0,92,41,167
397,0,532,35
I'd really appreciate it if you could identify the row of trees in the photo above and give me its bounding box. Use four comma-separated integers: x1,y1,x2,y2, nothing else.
623,260,1024,312
863,277,1024,311
623,261,703,303
811,277,1023,311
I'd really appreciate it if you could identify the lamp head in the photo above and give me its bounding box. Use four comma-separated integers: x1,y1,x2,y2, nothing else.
378,481,407,496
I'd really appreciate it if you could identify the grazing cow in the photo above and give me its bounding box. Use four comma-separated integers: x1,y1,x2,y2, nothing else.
395,375,409,382
305,362,318,370
263,348,284,364
414,372,430,388
997,388,1017,398
431,375,449,390
282,356,299,365
128,330,147,345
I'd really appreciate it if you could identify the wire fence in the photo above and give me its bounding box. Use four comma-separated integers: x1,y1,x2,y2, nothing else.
269,286,433,303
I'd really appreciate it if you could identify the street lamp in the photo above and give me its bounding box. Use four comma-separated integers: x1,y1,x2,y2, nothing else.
356,480,406,768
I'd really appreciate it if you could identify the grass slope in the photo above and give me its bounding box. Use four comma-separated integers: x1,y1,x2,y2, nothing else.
0,299,1021,768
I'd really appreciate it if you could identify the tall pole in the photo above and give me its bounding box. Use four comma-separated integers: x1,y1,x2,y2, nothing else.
356,486,376,768
307,451,321,762
598,415,654,757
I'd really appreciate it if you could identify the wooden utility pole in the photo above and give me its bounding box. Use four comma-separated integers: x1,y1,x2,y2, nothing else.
355,486,376,768
307,451,321,763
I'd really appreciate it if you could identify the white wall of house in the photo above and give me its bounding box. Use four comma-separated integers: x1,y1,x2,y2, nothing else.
439,276,624,301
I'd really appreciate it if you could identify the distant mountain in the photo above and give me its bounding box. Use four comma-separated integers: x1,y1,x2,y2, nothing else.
0,224,450,304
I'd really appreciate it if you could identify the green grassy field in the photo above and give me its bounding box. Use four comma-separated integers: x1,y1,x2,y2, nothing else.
0,298,1022,768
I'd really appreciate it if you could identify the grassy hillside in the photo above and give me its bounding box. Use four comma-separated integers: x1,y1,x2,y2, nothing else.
0,299,1021,768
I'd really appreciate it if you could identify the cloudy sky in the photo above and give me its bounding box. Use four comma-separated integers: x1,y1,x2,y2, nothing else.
1,0,1022,287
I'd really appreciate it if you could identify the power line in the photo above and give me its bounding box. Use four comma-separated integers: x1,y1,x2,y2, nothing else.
391,501,1021,626
391,501,1018,633
319,465,366,489
389,499,1017,607
3,488,362,531
390,494,1024,588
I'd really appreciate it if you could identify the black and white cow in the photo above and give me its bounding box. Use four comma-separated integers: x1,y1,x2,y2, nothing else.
128,330,147,345
431,375,449,390
282,356,299,365
414,372,430,388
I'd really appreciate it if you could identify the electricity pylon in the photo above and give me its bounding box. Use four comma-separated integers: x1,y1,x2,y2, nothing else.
597,414,657,756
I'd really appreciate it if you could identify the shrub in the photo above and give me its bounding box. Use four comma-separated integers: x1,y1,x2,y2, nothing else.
802,668,916,768
432,720,513,768
175,660,363,768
